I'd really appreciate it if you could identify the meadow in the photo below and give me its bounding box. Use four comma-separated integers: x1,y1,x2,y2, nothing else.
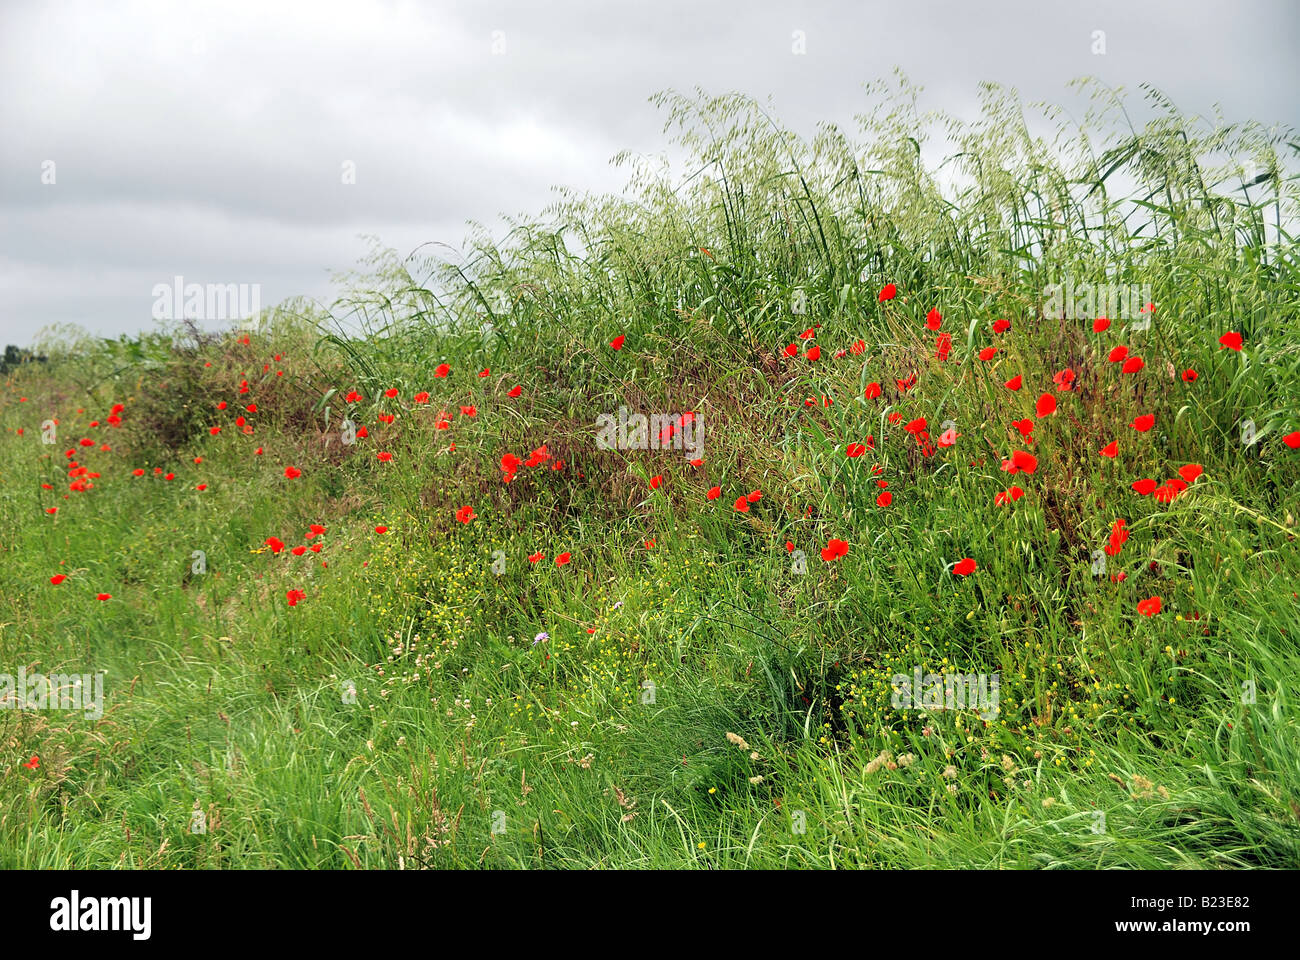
2,80,1298,868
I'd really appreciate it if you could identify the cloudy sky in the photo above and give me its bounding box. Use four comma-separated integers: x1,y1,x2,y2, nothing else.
1,0,1296,347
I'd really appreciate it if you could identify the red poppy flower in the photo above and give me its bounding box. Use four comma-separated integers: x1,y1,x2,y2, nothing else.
1284,431,1300,449
846,443,866,458
1137,596,1162,617
456,505,476,524
284,466,301,479
23,755,39,770
992,318,1011,333
782,343,798,358
864,382,881,399
291,545,307,556
1035,393,1057,418
132,468,145,476
904,417,927,435
1099,440,1118,458
1131,478,1158,495
1092,317,1111,333
265,536,285,553
555,552,572,566
1108,346,1129,363
1053,368,1075,391
1121,356,1145,374
345,391,363,403
286,589,306,607
805,345,821,361
878,283,896,302
733,496,750,513
978,347,997,361
925,309,942,331
1103,518,1129,556
953,558,977,576
507,385,522,398
50,574,67,585
527,551,544,563
935,332,952,361
1178,464,1203,483
374,526,388,534
1181,369,1197,382
435,363,451,377
850,339,865,355
376,452,393,462
994,486,1025,506
1011,450,1038,474
1004,375,1022,391
1131,414,1155,432
876,491,892,507
820,538,849,561
746,490,762,503
1218,331,1242,351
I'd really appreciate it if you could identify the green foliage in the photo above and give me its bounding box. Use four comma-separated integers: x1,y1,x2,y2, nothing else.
1,81,1298,868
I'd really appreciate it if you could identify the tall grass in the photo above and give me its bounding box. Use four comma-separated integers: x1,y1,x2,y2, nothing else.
2,78,1297,868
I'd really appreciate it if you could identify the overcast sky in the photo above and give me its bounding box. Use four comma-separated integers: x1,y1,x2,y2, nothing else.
1,0,1296,347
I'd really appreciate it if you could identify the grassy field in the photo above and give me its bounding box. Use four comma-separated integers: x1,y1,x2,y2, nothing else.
3,82,1299,869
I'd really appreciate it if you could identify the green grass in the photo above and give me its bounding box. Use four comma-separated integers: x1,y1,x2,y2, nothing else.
2,79,1299,868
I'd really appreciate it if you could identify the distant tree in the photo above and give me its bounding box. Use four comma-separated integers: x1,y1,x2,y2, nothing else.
0,344,48,374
